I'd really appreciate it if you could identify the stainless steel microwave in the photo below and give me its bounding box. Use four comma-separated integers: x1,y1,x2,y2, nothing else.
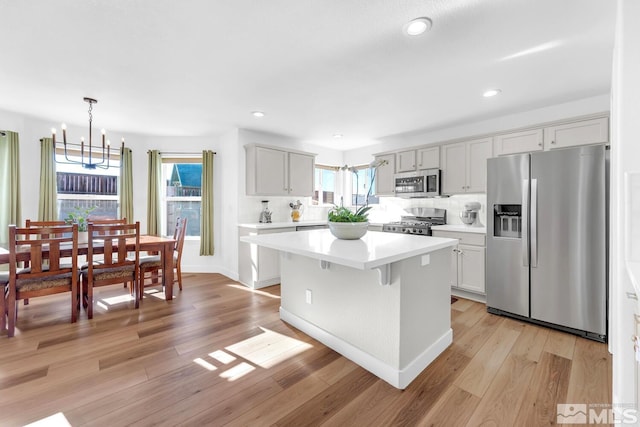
394,169,441,198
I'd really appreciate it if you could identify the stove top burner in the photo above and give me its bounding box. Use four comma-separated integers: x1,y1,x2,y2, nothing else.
381,213,446,236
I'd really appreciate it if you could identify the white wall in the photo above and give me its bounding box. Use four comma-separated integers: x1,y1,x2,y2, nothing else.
611,0,640,409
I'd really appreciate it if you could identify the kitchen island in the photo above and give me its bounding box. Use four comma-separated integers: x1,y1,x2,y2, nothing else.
240,229,457,389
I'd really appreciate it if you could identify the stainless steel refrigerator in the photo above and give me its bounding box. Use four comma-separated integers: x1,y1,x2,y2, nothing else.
486,144,608,342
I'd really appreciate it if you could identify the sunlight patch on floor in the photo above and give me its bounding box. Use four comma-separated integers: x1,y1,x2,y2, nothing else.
193,357,217,371
99,294,136,307
209,349,236,364
24,412,72,426
225,327,312,369
191,327,313,382
226,284,281,299
219,362,255,381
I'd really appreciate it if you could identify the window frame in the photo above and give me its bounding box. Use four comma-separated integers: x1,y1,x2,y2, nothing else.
161,156,203,239
312,164,339,206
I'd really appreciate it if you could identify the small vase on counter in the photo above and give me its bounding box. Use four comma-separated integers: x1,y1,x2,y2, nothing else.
290,200,304,222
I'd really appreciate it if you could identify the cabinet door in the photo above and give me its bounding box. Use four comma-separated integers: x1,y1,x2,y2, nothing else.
494,129,543,156
255,147,288,195
466,138,493,193
441,142,467,194
449,246,459,288
544,117,609,150
374,154,396,196
396,150,416,172
457,244,485,294
417,146,440,169
288,152,315,196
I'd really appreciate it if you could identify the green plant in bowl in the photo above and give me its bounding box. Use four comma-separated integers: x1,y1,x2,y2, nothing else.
64,206,97,232
328,205,372,222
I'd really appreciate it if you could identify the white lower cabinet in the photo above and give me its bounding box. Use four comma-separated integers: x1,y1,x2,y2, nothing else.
432,230,486,295
238,226,295,289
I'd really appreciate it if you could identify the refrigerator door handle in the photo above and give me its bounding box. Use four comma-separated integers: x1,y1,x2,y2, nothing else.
522,179,529,267
531,178,538,268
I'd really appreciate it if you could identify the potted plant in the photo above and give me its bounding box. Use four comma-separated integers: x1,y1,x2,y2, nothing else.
327,205,372,239
327,159,387,240
65,206,97,242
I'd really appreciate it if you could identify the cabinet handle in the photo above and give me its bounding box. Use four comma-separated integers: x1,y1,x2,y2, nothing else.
538,142,542,147
627,292,638,300
551,140,556,145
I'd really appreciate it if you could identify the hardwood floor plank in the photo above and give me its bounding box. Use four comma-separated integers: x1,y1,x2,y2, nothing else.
452,310,504,358
513,351,572,425
565,337,612,405
273,367,378,426
382,347,472,426
464,354,537,426
509,322,550,362
417,385,480,427
454,321,521,397
543,328,577,360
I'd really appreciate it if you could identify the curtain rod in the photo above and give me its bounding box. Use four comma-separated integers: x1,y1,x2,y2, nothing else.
150,151,217,155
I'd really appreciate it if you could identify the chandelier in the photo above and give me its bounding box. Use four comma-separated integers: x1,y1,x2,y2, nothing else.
52,97,124,169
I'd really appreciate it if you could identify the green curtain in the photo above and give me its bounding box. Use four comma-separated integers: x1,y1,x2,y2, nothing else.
200,150,215,256
146,150,162,236
38,137,58,221
120,147,134,223
0,131,22,243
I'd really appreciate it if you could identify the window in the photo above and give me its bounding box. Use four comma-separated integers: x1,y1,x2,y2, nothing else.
56,154,120,221
351,165,379,206
162,159,202,237
312,165,337,205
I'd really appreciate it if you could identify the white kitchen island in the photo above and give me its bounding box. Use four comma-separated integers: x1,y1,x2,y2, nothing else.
240,229,457,389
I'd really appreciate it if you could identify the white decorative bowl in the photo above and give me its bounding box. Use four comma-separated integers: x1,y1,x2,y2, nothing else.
328,221,368,240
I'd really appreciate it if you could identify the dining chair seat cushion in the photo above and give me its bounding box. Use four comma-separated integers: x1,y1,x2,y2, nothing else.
139,255,162,269
139,252,178,269
81,264,135,281
16,271,77,292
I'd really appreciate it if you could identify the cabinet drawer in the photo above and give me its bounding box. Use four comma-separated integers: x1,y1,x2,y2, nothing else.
432,230,485,246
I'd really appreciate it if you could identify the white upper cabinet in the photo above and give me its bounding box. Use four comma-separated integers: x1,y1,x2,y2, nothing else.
396,146,440,172
245,144,315,196
544,117,609,150
441,138,493,194
396,150,416,172
374,153,396,196
288,152,315,195
494,129,543,156
417,146,440,169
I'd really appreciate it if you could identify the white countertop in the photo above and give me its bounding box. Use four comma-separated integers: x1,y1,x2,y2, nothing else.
240,229,457,270
431,224,486,234
238,220,328,230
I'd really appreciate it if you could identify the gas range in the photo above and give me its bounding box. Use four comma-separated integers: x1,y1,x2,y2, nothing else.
382,208,446,236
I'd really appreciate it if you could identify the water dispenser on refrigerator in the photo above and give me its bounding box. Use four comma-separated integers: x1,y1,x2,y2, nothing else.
493,204,521,238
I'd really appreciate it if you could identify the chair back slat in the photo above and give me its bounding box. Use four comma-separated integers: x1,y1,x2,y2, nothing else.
9,224,78,280
87,222,140,269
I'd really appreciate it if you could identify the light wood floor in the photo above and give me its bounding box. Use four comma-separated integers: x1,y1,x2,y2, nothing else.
0,273,611,426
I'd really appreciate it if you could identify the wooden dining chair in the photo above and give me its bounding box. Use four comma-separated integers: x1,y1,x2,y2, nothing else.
0,272,8,333
6,224,80,337
22,220,67,306
81,222,140,319
139,217,187,298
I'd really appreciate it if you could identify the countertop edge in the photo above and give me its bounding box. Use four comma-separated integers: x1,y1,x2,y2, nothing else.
240,233,457,270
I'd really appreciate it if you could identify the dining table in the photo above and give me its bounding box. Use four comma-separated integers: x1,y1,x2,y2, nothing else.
0,235,177,301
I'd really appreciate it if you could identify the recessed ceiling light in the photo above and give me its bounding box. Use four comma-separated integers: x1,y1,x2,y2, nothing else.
404,17,432,36
251,111,265,118
332,133,343,139
483,89,502,98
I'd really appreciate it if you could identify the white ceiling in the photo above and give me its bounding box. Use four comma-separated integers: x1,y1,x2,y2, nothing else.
0,0,616,150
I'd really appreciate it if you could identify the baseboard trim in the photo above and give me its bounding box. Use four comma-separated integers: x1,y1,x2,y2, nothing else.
280,307,452,389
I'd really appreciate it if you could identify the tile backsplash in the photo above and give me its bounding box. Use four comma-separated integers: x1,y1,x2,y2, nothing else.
240,194,487,226
370,194,487,226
